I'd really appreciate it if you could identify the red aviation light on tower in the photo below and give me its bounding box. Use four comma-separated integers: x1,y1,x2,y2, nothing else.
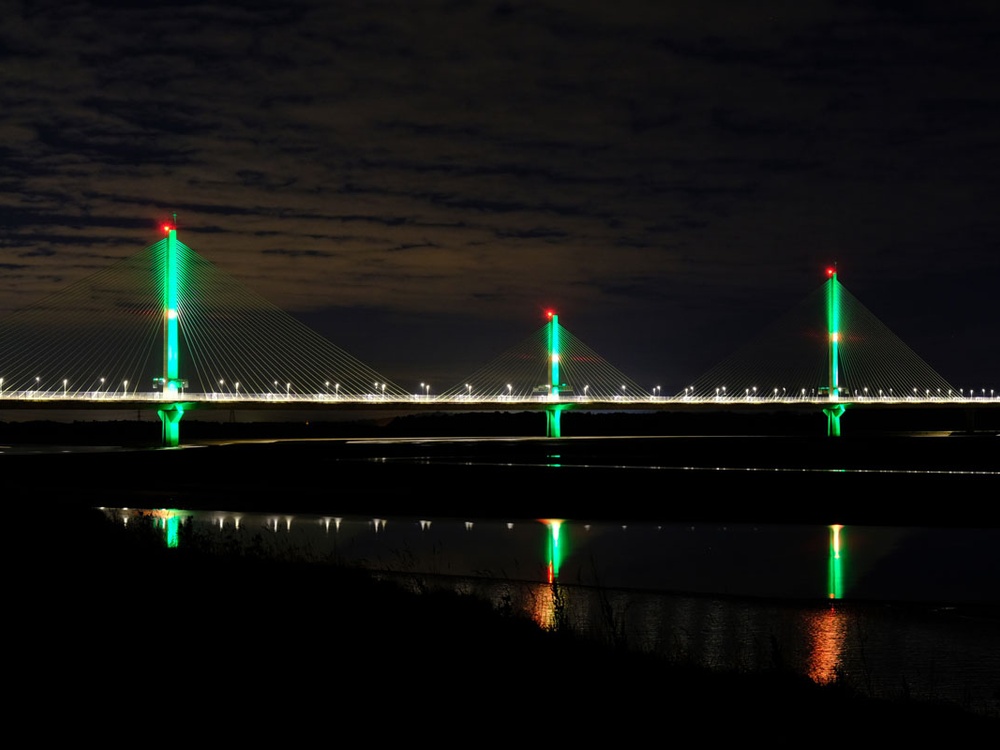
546,310,555,319
826,266,836,278
163,223,174,234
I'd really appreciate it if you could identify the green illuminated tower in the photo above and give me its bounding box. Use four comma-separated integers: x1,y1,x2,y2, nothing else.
545,312,568,437
828,524,844,599
163,513,181,549
155,221,188,447
544,519,565,583
822,267,847,436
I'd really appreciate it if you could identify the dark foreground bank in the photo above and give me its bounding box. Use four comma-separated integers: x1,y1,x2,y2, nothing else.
13,505,997,738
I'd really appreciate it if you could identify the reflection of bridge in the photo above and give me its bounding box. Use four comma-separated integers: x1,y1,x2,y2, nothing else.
1,227,996,445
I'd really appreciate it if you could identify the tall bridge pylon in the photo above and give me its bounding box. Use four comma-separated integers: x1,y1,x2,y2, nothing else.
156,221,189,447
545,312,570,437
0,225,410,446
681,265,959,436
823,266,847,437
439,309,645,437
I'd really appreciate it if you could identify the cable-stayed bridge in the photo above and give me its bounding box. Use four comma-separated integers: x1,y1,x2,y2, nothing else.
0,228,995,445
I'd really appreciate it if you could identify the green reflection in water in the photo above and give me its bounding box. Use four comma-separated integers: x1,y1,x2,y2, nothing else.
828,524,844,599
543,519,565,583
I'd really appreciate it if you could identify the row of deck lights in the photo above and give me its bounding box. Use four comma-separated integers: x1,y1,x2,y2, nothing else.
697,386,997,400
0,376,133,397
0,378,995,401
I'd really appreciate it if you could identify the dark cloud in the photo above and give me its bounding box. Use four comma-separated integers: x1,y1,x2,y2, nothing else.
0,0,996,392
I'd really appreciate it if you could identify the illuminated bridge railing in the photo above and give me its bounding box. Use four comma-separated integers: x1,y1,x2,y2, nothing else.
0,390,996,406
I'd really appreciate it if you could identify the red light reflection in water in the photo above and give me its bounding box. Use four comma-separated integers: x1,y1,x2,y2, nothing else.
540,519,564,584
530,584,560,631
803,605,848,684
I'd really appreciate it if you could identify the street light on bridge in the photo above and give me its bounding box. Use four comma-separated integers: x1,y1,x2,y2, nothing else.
63,379,68,397
123,380,128,397
286,382,291,398
235,382,240,398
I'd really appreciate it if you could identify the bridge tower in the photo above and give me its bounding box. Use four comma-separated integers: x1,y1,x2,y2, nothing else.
545,311,570,437
155,220,188,447
823,266,847,436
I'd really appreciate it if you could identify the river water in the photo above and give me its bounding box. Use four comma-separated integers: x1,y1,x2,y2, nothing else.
6,425,996,717
100,507,1000,718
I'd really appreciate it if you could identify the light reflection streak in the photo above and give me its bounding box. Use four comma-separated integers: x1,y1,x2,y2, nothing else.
829,524,844,600
804,605,848,684
530,583,559,631
540,519,565,584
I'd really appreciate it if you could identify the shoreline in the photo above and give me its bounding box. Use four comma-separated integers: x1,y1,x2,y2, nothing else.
19,502,999,730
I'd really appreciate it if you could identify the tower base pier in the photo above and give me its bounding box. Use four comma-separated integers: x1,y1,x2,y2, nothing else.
545,404,571,438
823,403,848,437
158,403,186,447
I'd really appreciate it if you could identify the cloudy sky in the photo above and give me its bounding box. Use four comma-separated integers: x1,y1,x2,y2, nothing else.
2,0,997,394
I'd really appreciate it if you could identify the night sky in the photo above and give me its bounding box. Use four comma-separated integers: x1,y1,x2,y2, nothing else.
2,0,998,394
